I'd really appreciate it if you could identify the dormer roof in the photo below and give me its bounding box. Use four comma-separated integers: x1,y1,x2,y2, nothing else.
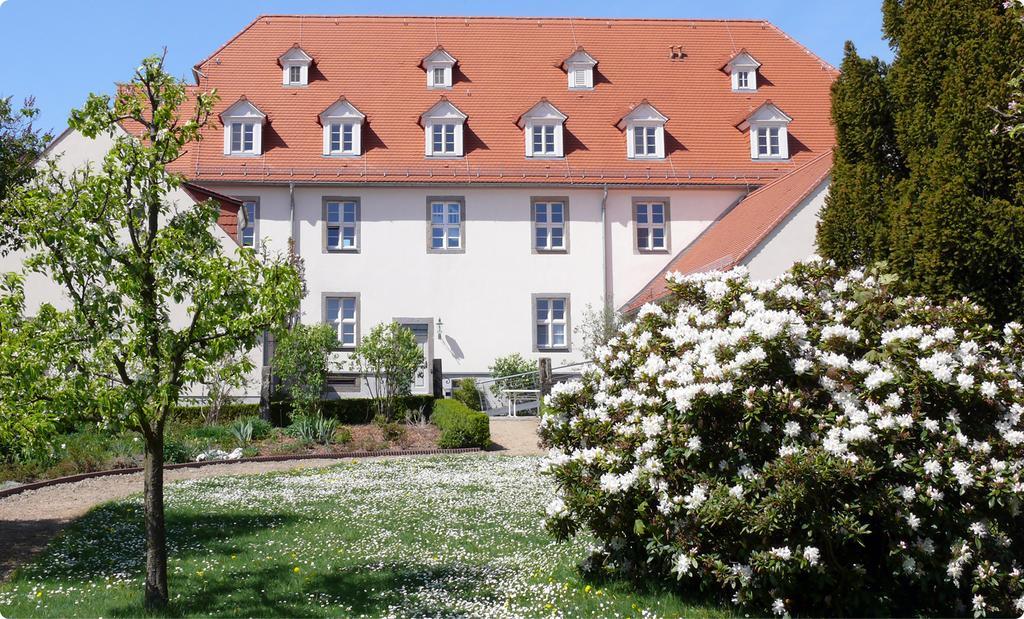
615,100,668,129
421,46,457,68
735,101,792,129
278,44,313,65
419,98,467,125
318,98,365,124
561,47,597,68
516,99,567,128
721,49,761,72
219,97,267,122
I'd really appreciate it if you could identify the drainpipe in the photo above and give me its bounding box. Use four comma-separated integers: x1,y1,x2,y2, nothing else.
288,181,296,252
600,184,610,311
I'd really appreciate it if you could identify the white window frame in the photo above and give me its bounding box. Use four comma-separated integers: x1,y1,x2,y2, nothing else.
239,198,258,248
634,200,670,252
532,199,568,252
626,124,665,159
426,122,462,157
427,198,465,252
534,295,570,351
319,100,365,157
327,123,358,156
324,197,359,252
527,123,563,157
750,124,789,160
229,122,255,155
222,99,265,156
324,295,359,349
731,68,758,92
288,65,302,85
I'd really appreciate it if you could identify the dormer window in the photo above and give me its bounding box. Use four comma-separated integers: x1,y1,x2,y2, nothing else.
738,102,792,160
319,98,365,157
563,48,597,90
279,45,312,87
422,47,456,90
617,100,668,160
517,99,567,158
421,98,466,157
220,97,266,156
722,50,761,92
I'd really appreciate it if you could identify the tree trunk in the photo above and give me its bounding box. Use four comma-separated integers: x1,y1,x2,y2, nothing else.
143,433,169,610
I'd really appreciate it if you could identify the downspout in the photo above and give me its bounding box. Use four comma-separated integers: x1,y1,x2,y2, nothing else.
288,181,296,252
600,184,610,311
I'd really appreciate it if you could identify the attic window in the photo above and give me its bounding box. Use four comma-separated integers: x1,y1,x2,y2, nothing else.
421,99,467,157
319,98,365,157
279,45,312,87
723,51,761,92
423,47,456,90
617,101,668,160
221,98,266,156
740,102,792,161
518,99,567,158
563,48,597,91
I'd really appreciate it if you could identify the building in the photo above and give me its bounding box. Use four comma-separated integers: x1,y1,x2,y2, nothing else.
4,15,837,401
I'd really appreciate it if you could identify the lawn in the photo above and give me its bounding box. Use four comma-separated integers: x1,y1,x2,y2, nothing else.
0,456,725,617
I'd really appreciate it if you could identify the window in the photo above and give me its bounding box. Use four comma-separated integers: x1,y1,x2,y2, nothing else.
533,200,567,251
574,69,587,87
288,65,302,84
736,71,750,89
433,67,445,86
423,48,456,89
428,199,463,251
240,200,257,247
325,296,358,348
328,123,355,155
757,127,781,157
431,124,457,155
635,201,668,252
633,126,658,157
230,122,255,154
279,46,312,86
324,199,358,251
326,372,360,393
531,125,557,156
535,296,569,350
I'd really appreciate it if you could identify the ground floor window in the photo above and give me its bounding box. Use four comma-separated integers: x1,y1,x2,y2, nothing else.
534,295,569,351
324,295,358,348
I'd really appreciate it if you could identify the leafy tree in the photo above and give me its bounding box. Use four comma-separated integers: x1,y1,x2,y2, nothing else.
0,56,303,608
271,323,338,417
487,353,537,405
573,302,623,360
349,322,424,422
0,95,51,251
819,1,1024,322
452,377,485,411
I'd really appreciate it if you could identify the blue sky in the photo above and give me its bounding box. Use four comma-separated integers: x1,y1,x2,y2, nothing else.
0,1,892,133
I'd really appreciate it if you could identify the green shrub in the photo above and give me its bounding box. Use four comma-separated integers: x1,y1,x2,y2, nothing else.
180,423,234,444
376,419,406,443
335,426,353,445
540,260,1024,617
272,396,434,426
172,403,261,423
452,378,485,411
286,414,338,446
432,399,490,449
271,323,339,417
229,419,253,446
240,415,272,440
162,436,200,464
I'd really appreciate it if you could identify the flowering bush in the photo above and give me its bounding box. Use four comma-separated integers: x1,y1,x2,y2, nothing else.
540,259,1024,617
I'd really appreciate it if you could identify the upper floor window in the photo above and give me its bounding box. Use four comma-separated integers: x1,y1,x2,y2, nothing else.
422,47,456,89
534,296,570,351
324,198,359,252
518,99,566,158
533,199,567,252
239,199,258,247
319,98,365,157
325,295,358,349
635,200,669,252
563,47,596,90
740,102,792,160
421,99,466,157
428,198,464,252
220,97,266,156
279,45,313,87
723,50,760,92
618,100,668,160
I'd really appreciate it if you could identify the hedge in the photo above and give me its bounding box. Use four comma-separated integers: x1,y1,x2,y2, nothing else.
432,399,490,449
173,395,435,427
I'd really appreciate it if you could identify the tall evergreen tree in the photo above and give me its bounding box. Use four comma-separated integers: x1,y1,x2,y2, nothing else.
820,0,1024,322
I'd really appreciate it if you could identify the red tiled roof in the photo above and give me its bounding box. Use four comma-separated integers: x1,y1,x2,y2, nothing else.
621,149,833,312
183,182,243,244
174,15,837,185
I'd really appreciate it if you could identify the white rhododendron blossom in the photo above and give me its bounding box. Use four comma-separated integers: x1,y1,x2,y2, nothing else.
540,260,1024,616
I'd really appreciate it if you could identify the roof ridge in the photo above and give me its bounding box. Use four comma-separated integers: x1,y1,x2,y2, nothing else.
248,14,772,24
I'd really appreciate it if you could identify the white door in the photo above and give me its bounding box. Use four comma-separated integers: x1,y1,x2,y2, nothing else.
396,319,432,395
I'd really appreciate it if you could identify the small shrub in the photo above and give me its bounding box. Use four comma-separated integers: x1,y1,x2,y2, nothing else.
335,426,353,445
540,260,1024,617
162,436,200,464
349,321,425,422
272,323,339,417
432,399,490,449
240,415,272,440
376,419,406,443
172,403,261,423
287,414,338,446
488,353,536,405
452,378,485,411
229,419,253,446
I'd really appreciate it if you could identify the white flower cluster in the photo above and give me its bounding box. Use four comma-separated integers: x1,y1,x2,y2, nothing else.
540,260,1024,616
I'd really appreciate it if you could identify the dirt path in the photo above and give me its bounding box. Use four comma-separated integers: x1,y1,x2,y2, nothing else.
0,417,542,580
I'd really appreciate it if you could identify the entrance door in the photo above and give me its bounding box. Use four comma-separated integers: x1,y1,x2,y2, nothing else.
395,318,433,395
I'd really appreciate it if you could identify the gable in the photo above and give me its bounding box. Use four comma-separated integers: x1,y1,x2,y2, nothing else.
517,99,567,127
319,98,365,123
420,98,467,124
219,97,266,121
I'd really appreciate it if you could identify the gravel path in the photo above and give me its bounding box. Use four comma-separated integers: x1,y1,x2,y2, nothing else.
0,417,543,579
